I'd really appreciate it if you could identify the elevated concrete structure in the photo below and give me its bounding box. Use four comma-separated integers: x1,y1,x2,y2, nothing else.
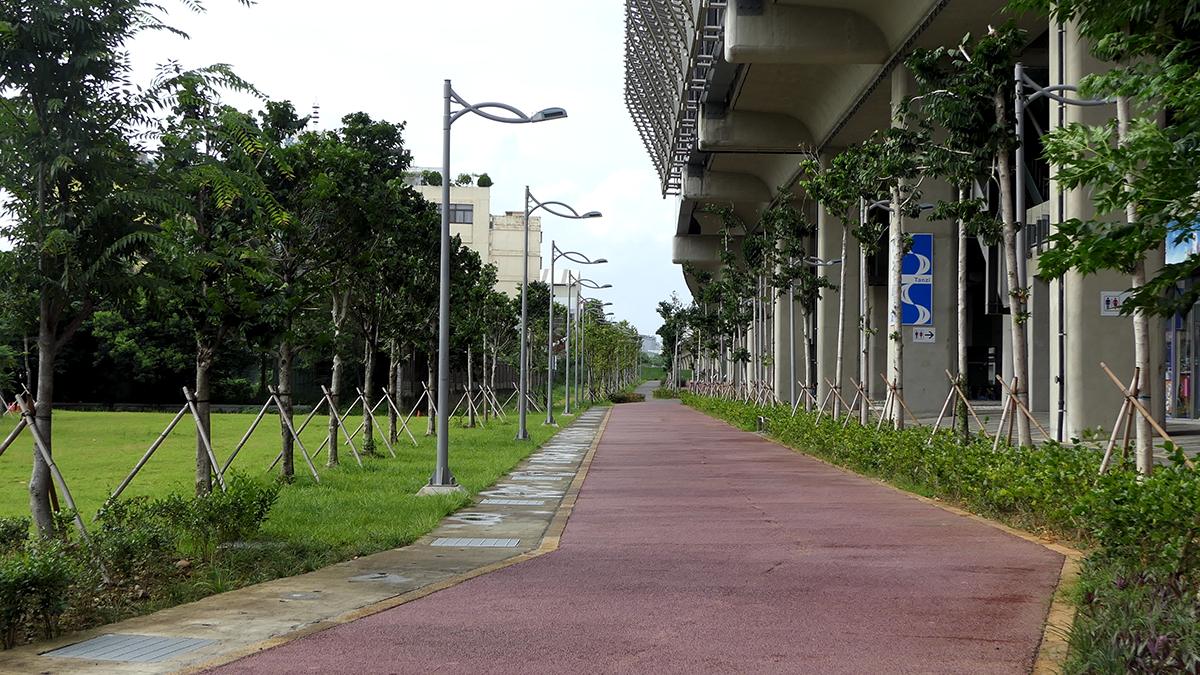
625,0,1169,437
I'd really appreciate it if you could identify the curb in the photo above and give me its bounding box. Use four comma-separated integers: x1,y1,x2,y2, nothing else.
168,407,612,675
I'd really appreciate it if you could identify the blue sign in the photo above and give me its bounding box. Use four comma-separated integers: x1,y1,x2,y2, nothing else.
902,233,933,326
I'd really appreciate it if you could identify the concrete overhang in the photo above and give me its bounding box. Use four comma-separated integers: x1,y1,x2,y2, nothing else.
698,111,814,153
672,234,725,266
683,170,773,204
725,4,889,65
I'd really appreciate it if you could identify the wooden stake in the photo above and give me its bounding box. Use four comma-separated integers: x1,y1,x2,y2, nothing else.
358,388,396,458
380,388,419,446
1099,362,1191,468
928,387,957,445
992,393,1013,453
105,404,190,509
184,387,227,492
223,397,277,474
879,374,922,428
1099,368,1138,475
994,375,1050,441
943,370,990,439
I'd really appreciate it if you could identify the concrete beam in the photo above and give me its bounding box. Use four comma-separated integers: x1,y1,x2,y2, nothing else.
671,234,725,266
683,171,773,204
698,111,815,153
725,5,888,65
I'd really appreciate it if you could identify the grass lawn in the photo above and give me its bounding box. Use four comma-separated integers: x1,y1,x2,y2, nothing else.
0,403,565,552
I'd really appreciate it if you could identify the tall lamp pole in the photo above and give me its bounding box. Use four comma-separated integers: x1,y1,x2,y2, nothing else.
516,194,601,439
545,242,606,425
422,80,566,495
564,277,612,414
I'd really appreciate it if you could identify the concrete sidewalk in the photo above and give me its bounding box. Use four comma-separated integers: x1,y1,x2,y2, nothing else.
0,407,610,675
194,386,1068,675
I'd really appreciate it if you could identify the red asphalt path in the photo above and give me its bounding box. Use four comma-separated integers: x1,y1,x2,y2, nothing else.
206,400,1064,675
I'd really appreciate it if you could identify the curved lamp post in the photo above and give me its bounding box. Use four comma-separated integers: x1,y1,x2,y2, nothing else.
423,80,566,495
563,277,611,414
545,243,606,425
516,195,601,440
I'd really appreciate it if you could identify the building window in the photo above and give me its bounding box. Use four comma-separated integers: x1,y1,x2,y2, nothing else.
442,203,473,224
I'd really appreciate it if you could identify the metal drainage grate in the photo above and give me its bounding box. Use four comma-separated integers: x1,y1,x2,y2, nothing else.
44,634,218,662
431,538,519,548
480,499,546,505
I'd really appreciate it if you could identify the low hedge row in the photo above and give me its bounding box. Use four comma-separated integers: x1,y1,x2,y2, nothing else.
608,392,645,404
681,393,1200,674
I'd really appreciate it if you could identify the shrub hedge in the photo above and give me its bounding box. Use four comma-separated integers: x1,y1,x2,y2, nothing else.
681,393,1200,674
608,392,645,404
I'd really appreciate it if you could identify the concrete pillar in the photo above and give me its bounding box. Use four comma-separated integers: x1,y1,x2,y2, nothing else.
1052,20,1166,437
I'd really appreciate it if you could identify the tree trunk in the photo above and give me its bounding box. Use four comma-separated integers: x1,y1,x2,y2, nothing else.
860,209,871,426
30,303,57,537
888,184,905,429
195,342,215,494
467,344,475,428
834,223,848,417
997,91,1031,448
278,340,294,478
328,351,343,467
362,334,376,453
388,340,399,443
1117,94,1152,475
957,187,970,440
327,290,349,467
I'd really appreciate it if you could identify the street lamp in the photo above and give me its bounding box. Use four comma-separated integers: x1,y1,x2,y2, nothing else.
563,276,611,415
545,242,606,425
515,192,601,440
422,80,566,496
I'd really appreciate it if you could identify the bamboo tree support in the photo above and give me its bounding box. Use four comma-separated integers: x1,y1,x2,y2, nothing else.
222,396,278,474
814,388,836,424
877,388,895,432
0,416,28,458
850,378,881,426
843,390,862,429
501,383,520,411
1099,361,1191,468
995,375,1051,441
14,393,104,567
379,388,419,446
0,390,11,420
357,387,396,458
184,387,227,492
341,395,392,447
992,390,1015,453
321,386,363,465
1099,368,1139,475
927,387,958,446
269,387,322,482
942,370,991,439
879,374,922,428
406,386,434,428
482,385,508,420
102,404,191,512
823,378,854,420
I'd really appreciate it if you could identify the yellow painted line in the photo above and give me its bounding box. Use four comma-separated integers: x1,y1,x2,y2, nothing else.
170,408,612,675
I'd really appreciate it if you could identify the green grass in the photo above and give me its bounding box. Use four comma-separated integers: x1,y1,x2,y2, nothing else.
0,403,565,549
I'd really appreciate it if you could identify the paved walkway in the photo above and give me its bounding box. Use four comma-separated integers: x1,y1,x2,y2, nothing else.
197,386,1066,674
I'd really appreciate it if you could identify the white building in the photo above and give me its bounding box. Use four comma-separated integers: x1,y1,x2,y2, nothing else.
412,172,541,298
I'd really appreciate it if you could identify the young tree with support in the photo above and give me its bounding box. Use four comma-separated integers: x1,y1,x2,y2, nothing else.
146,65,290,494
0,0,179,532
905,24,1025,441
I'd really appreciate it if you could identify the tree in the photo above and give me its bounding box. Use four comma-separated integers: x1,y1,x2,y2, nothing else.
1013,0,1200,473
476,173,493,188
905,23,1026,440
0,0,180,533
146,64,290,493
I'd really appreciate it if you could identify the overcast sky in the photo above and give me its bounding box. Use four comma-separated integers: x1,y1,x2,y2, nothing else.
125,0,690,336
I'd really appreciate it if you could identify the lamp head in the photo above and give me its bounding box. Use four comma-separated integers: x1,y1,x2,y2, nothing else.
582,211,602,218
530,107,567,122
593,258,608,264
600,284,613,289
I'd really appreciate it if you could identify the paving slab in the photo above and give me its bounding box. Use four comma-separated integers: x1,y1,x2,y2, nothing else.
194,392,1065,675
